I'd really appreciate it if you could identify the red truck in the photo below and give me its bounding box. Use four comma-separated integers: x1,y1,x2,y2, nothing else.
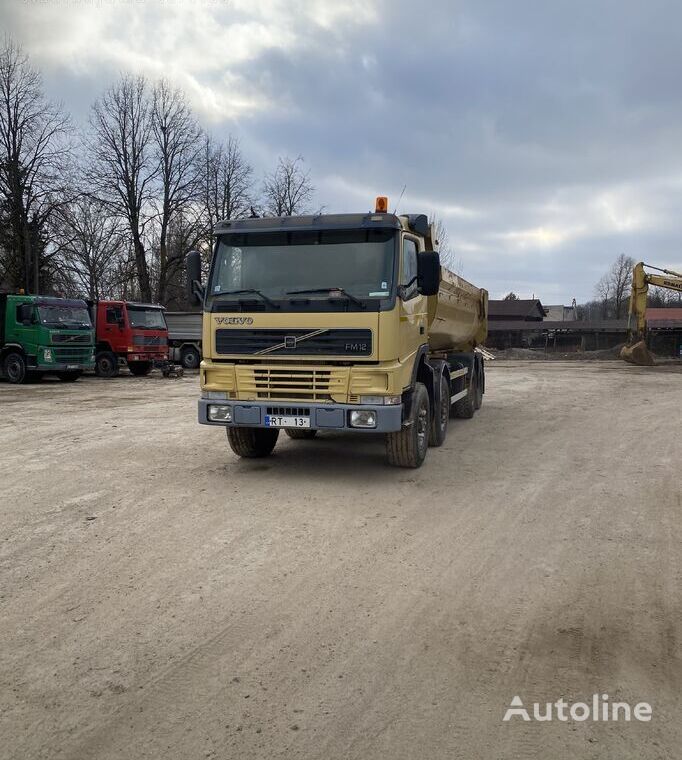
88,300,170,377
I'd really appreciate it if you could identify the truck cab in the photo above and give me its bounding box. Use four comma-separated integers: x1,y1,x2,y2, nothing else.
89,300,169,377
0,294,95,383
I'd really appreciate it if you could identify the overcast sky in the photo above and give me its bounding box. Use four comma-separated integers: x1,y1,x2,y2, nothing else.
4,0,682,302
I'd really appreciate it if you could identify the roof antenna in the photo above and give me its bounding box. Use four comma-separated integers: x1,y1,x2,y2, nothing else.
393,184,406,214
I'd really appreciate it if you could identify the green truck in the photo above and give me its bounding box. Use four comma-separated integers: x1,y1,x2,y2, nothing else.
0,294,96,383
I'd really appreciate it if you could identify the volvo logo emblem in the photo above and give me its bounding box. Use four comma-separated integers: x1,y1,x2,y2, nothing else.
284,336,297,349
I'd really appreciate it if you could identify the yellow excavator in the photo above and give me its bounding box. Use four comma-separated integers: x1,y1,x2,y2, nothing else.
620,262,682,365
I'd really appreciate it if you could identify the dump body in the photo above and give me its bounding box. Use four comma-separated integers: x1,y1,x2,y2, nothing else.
427,268,488,352
166,311,202,368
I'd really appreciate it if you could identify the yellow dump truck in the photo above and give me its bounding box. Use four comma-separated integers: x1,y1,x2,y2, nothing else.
187,198,488,467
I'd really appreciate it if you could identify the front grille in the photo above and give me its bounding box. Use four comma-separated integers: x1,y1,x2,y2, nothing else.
266,406,311,416
53,347,92,362
51,333,91,344
236,365,349,401
133,335,167,346
216,328,372,356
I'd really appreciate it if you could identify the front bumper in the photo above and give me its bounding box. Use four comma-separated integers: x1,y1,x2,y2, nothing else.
198,399,403,433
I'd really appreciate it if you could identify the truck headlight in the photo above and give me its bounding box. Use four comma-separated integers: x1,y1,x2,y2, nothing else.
350,409,377,428
208,404,232,422
43,348,53,362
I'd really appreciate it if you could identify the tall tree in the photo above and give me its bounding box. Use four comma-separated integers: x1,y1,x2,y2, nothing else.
151,79,203,303
261,155,314,216
52,196,126,299
0,40,71,293
607,253,635,319
86,75,156,301
200,134,253,251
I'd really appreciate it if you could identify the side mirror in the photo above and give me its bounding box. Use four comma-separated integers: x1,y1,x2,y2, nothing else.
417,251,441,296
186,250,204,306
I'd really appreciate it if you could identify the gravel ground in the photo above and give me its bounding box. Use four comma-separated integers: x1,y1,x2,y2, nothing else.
1,361,680,760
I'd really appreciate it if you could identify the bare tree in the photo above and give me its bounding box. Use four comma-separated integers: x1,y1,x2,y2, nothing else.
52,196,126,298
200,134,253,250
151,79,203,303
0,40,72,293
261,155,314,216
503,292,519,301
593,254,635,318
86,75,156,301
429,215,462,274
594,274,611,318
608,253,635,318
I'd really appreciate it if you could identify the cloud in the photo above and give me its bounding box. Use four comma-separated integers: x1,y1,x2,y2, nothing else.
3,0,682,301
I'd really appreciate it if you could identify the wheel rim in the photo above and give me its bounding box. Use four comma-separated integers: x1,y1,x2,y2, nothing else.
7,357,22,382
417,403,428,451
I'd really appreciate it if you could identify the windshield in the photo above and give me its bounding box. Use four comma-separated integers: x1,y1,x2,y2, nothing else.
127,306,167,330
209,229,396,307
38,305,91,329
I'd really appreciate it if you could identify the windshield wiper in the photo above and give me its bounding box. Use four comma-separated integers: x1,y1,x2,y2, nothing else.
213,289,280,309
286,287,366,309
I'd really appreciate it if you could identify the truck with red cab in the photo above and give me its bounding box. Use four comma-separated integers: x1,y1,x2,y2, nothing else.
88,300,169,377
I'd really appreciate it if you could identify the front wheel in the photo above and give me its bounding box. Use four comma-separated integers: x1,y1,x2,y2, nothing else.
57,371,82,382
226,427,279,458
386,382,430,468
128,361,152,377
285,429,318,440
3,352,27,384
96,352,119,378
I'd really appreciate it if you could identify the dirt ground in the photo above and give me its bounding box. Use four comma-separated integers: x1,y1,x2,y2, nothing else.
1,361,680,760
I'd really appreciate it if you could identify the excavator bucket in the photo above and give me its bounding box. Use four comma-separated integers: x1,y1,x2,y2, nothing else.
620,340,655,366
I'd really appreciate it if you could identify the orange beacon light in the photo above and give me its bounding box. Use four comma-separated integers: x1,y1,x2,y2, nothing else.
375,196,389,213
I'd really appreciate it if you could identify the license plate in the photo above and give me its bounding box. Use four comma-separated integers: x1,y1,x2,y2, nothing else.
264,415,311,428
66,364,79,370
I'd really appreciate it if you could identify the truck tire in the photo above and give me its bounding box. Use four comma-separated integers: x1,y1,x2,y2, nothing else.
57,371,82,382
226,427,279,458
128,361,152,376
285,428,318,440
474,365,483,410
180,345,201,369
429,373,450,447
96,351,119,378
452,370,476,419
3,352,27,384
386,382,430,468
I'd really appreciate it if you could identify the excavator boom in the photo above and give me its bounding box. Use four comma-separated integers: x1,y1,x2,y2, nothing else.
621,262,682,365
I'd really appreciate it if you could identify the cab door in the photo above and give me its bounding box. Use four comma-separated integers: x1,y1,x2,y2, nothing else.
398,235,428,363
103,304,125,352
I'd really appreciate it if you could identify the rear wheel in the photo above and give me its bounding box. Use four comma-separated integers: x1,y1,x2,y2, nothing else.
474,364,483,410
227,427,279,458
386,382,430,468
57,371,82,382
429,373,450,447
285,428,318,440
180,345,201,369
128,361,152,376
96,351,119,378
3,352,27,384
452,369,476,419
